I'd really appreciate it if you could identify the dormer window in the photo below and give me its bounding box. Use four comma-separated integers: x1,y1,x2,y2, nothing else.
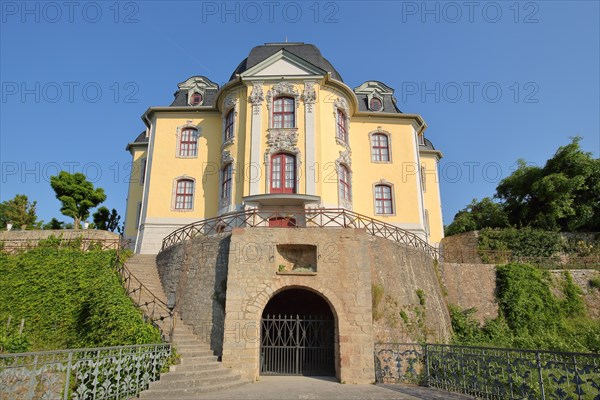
273,97,295,128
369,97,382,111
190,92,203,106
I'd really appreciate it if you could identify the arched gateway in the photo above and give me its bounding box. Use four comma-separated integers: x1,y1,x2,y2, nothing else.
260,288,335,376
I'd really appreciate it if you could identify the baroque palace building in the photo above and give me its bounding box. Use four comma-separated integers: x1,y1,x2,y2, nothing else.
124,42,444,254
121,43,451,384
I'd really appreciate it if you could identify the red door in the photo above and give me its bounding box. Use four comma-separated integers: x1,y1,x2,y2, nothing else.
271,153,296,194
268,217,297,227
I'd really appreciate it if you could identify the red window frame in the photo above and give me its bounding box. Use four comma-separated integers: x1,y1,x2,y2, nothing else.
221,163,232,201
375,184,393,214
371,133,390,162
339,164,351,201
270,153,296,194
224,109,234,141
179,128,198,157
370,97,382,111
337,109,347,142
175,179,194,210
190,92,202,106
273,97,295,128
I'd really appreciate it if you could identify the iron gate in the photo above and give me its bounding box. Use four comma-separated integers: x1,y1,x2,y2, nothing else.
260,314,335,376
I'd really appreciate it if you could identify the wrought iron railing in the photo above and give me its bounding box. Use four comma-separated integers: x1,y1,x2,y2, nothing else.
374,343,600,400
160,208,438,258
115,259,175,341
0,343,171,400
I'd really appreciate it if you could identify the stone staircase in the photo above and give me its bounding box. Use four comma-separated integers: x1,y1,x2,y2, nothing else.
123,254,246,399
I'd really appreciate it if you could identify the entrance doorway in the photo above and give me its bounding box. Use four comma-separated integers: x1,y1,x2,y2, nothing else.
260,289,335,376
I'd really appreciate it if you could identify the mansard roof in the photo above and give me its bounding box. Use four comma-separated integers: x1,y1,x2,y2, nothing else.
229,43,343,82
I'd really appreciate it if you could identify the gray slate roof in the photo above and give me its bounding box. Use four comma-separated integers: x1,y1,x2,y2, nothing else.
170,88,219,107
355,93,402,114
420,138,436,150
229,43,343,81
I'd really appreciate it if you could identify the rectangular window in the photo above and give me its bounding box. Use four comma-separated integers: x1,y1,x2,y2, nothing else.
375,184,393,214
371,133,390,162
175,179,194,210
221,164,232,201
179,128,198,157
273,97,295,128
421,165,426,192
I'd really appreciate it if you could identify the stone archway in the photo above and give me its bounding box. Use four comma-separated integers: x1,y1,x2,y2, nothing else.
260,288,336,376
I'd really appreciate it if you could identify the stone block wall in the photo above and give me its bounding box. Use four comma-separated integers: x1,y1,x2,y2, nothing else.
369,236,453,343
156,233,230,353
221,228,375,384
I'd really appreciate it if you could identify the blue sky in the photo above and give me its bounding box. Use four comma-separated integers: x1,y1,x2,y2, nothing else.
1,0,599,226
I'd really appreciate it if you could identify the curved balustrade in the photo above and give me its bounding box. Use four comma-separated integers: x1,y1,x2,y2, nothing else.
160,208,439,258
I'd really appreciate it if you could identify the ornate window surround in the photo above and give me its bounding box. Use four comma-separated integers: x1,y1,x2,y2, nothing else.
222,96,238,148
372,179,396,217
266,82,300,129
175,121,200,158
333,97,351,148
264,131,301,194
368,92,384,112
368,128,393,163
171,176,196,212
335,149,353,210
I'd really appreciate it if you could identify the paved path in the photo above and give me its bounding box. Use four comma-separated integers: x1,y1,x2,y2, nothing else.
191,376,474,400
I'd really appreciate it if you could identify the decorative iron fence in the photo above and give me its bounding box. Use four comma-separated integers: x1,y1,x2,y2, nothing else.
0,343,171,400
374,343,600,400
161,208,438,258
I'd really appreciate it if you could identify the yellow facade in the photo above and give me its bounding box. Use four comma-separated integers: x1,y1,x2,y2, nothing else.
124,43,444,253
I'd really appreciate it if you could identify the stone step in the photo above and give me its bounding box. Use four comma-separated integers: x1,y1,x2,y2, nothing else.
178,355,219,364
148,371,240,390
176,349,214,357
170,361,224,372
139,377,246,399
158,367,234,382
173,339,206,346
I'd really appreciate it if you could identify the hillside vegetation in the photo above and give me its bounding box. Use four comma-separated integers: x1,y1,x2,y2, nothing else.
450,263,600,353
0,242,161,352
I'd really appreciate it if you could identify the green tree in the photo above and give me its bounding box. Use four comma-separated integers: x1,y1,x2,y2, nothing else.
446,137,599,234
497,137,600,231
0,194,38,229
49,172,106,229
93,207,122,233
42,218,65,230
445,197,509,236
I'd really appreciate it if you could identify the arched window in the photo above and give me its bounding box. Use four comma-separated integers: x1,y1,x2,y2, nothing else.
336,109,348,143
374,184,393,215
179,127,198,157
271,153,296,194
371,133,390,162
339,164,351,201
175,179,194,210
221,163,233,201
273,97,295,128
224,109,234,142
